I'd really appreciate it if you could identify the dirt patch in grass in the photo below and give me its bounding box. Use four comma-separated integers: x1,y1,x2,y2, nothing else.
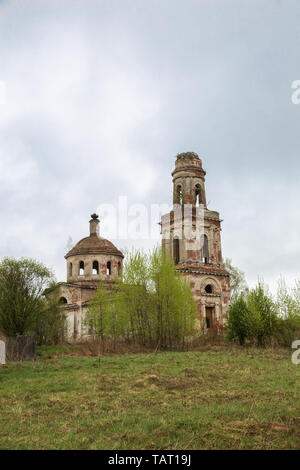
159,376,201,391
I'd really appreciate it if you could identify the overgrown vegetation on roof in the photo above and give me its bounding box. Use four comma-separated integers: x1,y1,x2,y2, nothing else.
176,151,199,160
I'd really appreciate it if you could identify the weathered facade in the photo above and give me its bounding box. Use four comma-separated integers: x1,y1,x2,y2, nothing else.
58,214,124,340
161,152,230,331
58,152,230,341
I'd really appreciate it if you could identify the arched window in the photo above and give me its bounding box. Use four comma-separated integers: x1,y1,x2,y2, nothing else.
79,261,84,275
195,184,201,206
200,234,209,263
117,261,121,277
173,236,180,265
106,261,111,276
205,284,213,294
69,262,73,277
59,297,68,304
176,185,183,205
92,260,99,275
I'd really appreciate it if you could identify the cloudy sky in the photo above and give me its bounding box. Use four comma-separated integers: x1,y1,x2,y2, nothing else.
0,0,299,291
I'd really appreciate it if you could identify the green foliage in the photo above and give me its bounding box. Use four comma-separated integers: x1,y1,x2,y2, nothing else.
85,281,128,346
35,283,67,345
150,248,197,349
86,248,197,349
86,281,112,339
227,282,277,346
227,295,249,345
0,257,54,337
246,283,278,345
119,249,154,345
274,277,300,346
227,278,300,346
276,277,300,319
224,258,248,300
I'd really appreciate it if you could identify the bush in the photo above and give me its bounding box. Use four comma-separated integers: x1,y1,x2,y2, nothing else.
227,279,300,347
274,277,300,346
227,295,249,345
246,283,278,345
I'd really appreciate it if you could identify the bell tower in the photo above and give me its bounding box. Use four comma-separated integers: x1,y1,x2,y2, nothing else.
172,151,207,207
161,152,231,331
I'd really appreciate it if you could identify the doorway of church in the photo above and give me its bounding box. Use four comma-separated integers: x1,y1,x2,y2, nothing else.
205,306,215,331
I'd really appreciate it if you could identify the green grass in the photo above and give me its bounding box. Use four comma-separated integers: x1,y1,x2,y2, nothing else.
0,346,299,449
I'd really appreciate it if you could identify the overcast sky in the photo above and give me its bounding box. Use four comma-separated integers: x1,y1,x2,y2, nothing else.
0,0,299,291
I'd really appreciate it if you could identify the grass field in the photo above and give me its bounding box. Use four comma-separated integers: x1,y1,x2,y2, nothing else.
0,346,299,450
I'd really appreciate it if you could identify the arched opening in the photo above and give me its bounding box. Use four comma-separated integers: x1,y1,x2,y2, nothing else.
195,184,201,206
69,262,73,277
59,297,67,304
176,184,183,205
200,234,209,264
92,260,99,275
117,261,121,277
106,261,111,276
173,236,180,265
205,284,213,294
79,261,84,275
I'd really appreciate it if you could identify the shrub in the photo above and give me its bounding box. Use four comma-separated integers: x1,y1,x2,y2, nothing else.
274,277,300,346
227,279,300,347
246,283,278,345
227,282,278,346
227,295,249,345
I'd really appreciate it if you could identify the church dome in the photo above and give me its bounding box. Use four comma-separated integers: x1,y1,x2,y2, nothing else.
65,234,123,259
64,214,123,282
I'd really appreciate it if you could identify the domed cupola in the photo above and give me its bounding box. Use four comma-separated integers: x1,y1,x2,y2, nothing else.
65,214,124,281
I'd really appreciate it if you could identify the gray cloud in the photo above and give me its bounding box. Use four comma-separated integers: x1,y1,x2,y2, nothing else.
0,0,299,291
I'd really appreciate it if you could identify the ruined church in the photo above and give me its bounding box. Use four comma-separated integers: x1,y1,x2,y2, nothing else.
161,152,230,329
58,152,230,340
